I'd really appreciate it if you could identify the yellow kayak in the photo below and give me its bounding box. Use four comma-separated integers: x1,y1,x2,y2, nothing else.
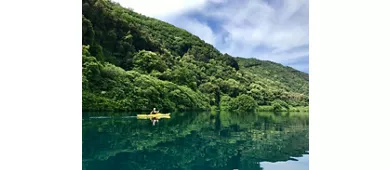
136,113,171,119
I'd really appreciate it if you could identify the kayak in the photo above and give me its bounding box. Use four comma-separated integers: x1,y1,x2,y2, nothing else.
136,113,171,119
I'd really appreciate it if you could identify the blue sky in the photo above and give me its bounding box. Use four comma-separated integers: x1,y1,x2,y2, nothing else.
113,0,309,73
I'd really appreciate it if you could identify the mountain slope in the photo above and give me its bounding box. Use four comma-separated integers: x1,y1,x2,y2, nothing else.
236,58,309,95
82,0,309,112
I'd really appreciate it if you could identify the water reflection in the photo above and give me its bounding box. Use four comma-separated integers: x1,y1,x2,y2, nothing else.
260,154,309,170
82,111,309,170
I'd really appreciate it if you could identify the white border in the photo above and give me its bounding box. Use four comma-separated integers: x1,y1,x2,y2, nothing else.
310,0,390,169
0,0,390,169
0,0,81,169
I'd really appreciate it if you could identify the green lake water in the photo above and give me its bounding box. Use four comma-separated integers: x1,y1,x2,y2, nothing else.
82,111,309,170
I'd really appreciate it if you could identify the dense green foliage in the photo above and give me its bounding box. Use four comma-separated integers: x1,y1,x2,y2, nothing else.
82,111,309,169
236,58,309,95
83,46,210,111
82,0,309,112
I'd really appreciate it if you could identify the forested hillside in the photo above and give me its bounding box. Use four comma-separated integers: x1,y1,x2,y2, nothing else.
82,0,309,112
236,58,309,95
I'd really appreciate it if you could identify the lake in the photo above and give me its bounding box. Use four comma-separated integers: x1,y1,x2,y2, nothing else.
82,111,309,170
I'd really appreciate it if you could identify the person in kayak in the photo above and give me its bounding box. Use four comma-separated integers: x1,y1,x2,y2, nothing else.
150,108,160,126
150,108,159,115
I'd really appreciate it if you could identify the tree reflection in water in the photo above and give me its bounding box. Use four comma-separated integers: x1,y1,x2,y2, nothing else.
82,111,309,170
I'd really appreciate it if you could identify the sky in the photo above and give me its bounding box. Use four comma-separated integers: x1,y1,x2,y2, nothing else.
260,154,309,169
112,0,309,73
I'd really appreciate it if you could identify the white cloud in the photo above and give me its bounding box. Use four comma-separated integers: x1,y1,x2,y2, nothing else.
207,0,309,62
166,17,216,45
112,0,207,19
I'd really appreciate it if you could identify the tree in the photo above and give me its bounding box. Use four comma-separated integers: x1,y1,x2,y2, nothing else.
230,94,257,112
132,50,167,73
